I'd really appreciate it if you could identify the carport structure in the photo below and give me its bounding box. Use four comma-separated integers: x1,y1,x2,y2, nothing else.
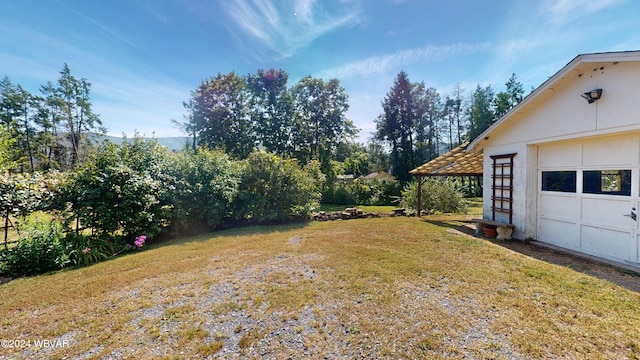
409,142,483,215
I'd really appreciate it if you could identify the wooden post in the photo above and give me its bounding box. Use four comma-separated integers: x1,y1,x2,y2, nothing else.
417,175,422,216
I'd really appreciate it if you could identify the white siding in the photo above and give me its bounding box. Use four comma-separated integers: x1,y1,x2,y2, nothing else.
488,61,640,145
480,60,640,266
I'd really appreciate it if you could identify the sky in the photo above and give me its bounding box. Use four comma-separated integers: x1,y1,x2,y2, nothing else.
1,0,639,142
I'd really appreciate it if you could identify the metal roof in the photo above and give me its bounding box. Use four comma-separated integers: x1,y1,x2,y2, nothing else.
409,142,483,177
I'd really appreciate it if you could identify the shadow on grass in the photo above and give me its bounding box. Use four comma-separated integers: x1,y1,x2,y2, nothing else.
151,219,313,248
0,219,314,285
420,217,477,237
421,216,640,293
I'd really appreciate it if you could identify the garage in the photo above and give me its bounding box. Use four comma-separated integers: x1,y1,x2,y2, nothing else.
537,135,640,264
464,50,640,269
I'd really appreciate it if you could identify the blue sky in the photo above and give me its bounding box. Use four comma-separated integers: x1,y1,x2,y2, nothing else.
1,0,639,142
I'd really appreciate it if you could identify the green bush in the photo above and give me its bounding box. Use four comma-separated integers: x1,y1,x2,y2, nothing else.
234,152,323,223
324,180,401,206
60,139,172,239
1,172,63,232
1,214,71,275
166,149,240,232
400,178,468,213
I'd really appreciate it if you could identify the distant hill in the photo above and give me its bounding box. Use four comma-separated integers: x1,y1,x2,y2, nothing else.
92,134,191,152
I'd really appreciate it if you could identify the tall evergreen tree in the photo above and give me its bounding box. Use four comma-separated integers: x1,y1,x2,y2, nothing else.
375,71,430,182
466,85,495,141
0,76,27,170
493,73,524,119
41,64,103,168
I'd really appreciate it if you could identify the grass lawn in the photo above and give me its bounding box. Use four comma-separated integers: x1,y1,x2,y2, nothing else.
1,216,639,359
319,197,483,215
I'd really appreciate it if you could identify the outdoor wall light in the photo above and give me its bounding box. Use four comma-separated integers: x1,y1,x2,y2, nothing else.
581,88,602,104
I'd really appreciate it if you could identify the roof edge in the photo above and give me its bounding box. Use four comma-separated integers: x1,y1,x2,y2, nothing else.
467,50,640,152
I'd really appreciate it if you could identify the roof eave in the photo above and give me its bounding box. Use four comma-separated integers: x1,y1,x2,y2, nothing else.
467,50,640,153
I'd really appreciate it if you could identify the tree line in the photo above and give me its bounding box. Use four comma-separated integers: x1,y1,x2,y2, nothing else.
1,65,524,184
179,69,359,178
375,71,524,182
180,68,524,183
0,64,103,172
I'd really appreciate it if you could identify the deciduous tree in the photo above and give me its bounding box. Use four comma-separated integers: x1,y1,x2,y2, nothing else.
247,68,295,157
187,72,255,159
290,76,356,166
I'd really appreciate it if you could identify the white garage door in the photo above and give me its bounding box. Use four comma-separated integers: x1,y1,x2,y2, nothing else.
537,135,640,266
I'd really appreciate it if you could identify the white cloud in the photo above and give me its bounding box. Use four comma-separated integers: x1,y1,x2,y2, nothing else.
135,0,170,24
222,0,363,58
57,1,138,49
317,42,492,80
544,0,623,19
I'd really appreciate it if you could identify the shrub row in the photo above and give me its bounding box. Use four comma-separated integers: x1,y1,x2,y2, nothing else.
1,137,324,275
323,180,402,206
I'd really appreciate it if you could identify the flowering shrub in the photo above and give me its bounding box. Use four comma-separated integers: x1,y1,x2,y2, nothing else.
125,235,146,251
134,235,146,248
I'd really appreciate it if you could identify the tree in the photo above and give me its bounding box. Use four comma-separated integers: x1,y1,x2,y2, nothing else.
290,76,356,167
0,77,35,171
466,85,495,141
375,71,430,182
187,72,255,159
44,64,103,168
451,83,465,146
247,68,295,157
366,139,390,173
493,73,524,119
0,124,18,172
422,87,443,161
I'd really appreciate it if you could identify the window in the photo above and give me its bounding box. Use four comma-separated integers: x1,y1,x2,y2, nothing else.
583,170,631,196
541,171,577,192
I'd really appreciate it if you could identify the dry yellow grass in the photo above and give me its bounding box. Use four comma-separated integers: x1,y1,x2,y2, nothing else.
0,217,638,359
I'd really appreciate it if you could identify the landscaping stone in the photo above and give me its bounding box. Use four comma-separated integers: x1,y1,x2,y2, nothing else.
311,208,402,222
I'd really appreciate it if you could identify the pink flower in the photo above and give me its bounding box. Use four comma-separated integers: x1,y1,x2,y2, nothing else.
82,247,91,254
134,235,146,248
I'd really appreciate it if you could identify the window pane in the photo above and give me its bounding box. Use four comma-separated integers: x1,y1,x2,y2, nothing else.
583,170,631,196
541,171,576,192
